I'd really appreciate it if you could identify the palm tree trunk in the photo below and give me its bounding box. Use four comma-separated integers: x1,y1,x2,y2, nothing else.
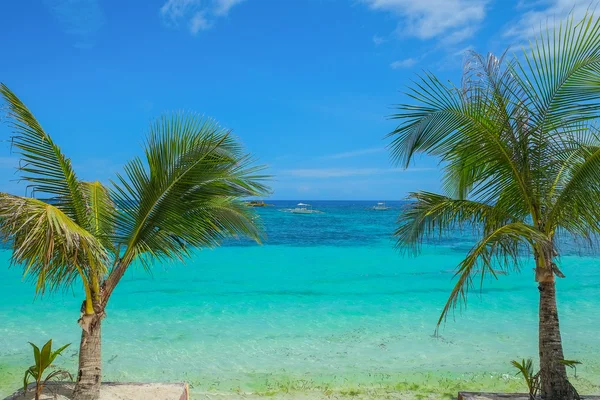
538,274,576,400
73,313,103,400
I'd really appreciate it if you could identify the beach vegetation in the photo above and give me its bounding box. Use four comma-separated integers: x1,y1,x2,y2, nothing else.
0,83,269,400
389,11,600,400
511,359,539,399
560,359,582,379
23,340,72,400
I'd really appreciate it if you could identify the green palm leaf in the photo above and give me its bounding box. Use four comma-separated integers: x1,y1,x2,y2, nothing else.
0,84,88,228
389,11,600,332
103,113,269,302
81,181,117,253
396,191,515,253
0,193,107,294
437,222,548,328
514,14,600,134
388,56,535,219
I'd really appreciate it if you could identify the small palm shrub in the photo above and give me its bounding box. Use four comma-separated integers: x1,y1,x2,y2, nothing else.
23,340,72,400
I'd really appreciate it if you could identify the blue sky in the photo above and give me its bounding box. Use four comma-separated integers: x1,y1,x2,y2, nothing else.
0,0,591,200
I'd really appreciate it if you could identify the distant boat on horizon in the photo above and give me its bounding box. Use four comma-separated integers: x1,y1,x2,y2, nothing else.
372,201,391,211
282,203,324,214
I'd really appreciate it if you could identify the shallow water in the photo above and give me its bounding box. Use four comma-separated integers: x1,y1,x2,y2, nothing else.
1,201,599,397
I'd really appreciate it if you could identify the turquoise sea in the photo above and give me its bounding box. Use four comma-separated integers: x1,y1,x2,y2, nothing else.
1,201,600,398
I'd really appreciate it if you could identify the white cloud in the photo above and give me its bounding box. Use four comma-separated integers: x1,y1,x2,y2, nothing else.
279,167,433,179
160,0,245,35
363,0,487,42
442,26,478,45
390,58,417,69
504,0,593,42
160,0,196,23
372,35,387,45
214,0,246,16
320,147,385,160
190,11,211,33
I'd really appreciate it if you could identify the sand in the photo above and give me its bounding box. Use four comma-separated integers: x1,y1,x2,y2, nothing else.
4,382,188,400
6,384,600,400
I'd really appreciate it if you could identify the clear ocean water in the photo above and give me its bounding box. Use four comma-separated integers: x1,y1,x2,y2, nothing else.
1,201,599,398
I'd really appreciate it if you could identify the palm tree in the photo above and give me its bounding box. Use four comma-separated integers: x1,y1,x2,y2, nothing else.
388,14,600,400
0,84,270,400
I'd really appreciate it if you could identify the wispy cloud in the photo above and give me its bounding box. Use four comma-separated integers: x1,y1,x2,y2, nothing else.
504,0,594,43
320,147,385,160
160,0,195,22
363,0,488,43
214,0,246,16
442,26,478,45
390,58,417,69
190,11,211,33
279,167,433,179
160,0,246,35
44,0,105,48
372,35,387,45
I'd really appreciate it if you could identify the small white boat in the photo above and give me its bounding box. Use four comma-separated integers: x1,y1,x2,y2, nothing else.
286,203,323,214
372,201,391,211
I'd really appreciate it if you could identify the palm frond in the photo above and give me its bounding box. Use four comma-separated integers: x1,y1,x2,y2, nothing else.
388,60,536,219
0,193,107,294
0,84,88,227
436,222,548,329
514,12,600,135
103,113,269,301
508,12,600,210
546,125,600,238
396,192,516,254
389,11,600,331
81,181,117,253
388,72,464,167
